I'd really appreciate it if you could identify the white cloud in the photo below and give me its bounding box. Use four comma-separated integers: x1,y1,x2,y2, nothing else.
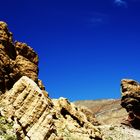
114,0,127,7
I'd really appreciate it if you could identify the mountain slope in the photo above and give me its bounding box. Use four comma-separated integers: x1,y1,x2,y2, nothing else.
74,99,127,125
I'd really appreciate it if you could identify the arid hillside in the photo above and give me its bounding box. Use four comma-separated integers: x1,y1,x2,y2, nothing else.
74,99,127,125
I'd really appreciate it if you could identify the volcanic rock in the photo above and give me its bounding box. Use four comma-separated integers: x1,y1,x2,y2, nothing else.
121,79,140,129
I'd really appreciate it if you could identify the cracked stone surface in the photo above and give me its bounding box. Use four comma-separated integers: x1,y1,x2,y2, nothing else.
0,76,102,140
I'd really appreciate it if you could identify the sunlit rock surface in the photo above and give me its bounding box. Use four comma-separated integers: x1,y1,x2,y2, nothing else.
0,76,102,140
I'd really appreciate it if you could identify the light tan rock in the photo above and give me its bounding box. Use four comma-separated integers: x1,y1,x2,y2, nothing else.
1,76,102,140
14,55,38,82
15,42,38,65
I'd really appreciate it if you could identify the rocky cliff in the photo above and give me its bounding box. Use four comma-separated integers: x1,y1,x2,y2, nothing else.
0,21,102,140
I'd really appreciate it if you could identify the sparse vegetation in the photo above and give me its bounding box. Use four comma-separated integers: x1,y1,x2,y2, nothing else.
0,115,17,140
106,137,113,140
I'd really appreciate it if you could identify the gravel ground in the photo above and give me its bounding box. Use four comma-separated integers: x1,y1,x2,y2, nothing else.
98,124,140,140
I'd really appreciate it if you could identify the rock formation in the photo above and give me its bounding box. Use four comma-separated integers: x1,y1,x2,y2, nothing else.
121,79,140,129
0,21,102,140
0,21,39,94
0,76,102,140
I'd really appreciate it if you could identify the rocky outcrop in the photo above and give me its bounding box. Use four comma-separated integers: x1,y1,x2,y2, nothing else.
0,21,103,140
0,21,39,94
121,79,140,129
0,76,102,140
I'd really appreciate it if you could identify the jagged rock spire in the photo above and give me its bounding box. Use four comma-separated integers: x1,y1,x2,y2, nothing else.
0,21,39,94
121,79,140,129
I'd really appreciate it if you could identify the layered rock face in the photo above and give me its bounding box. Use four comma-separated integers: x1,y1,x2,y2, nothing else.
0,76,102,140
0,21,39,94
121,79,140,129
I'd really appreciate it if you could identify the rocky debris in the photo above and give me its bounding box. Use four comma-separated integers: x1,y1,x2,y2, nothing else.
98,124,140,140
74,99,140,140
121,79,140,129
78,106,100,126
0,21,39,94
75,98,140,139
0,76,102,140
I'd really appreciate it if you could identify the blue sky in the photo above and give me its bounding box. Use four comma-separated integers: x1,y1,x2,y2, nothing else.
1,0,140,101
